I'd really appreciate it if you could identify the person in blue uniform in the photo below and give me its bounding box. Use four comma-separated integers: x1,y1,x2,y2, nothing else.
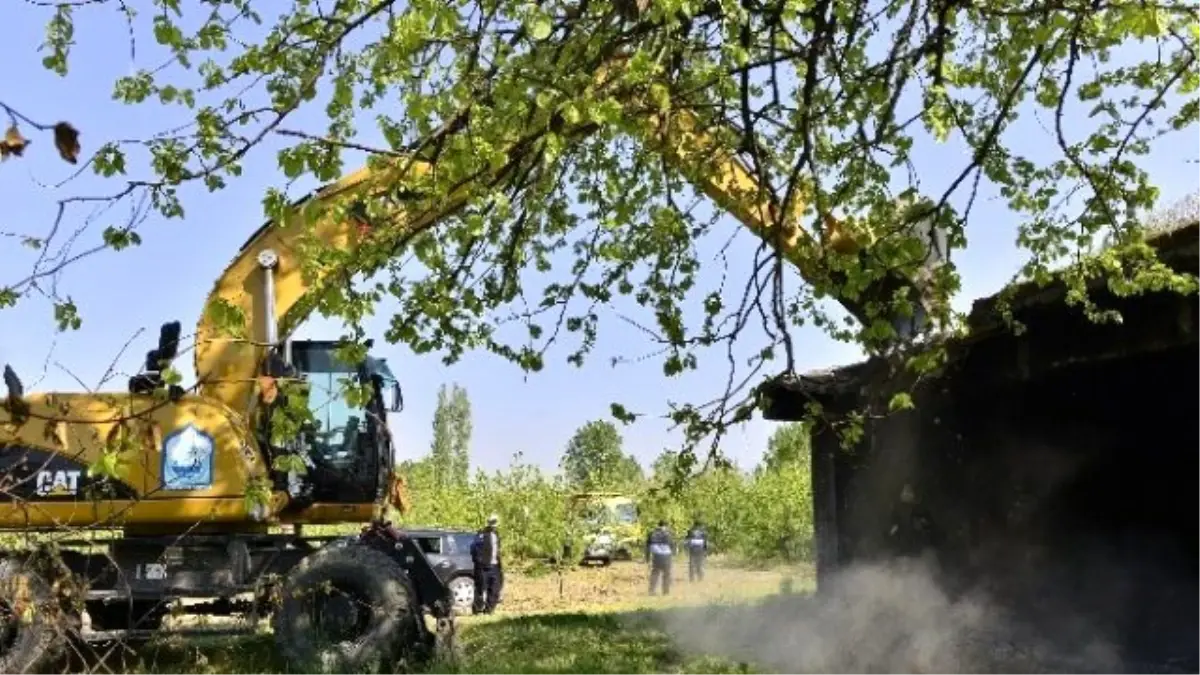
645,520,675,596
685,519,709,582
470,513,503,613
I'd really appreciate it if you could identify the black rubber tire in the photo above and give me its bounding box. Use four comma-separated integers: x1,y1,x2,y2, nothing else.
0,559,63,674
272,545,420,673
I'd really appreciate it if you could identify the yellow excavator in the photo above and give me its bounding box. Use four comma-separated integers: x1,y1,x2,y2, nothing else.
0,54,946,672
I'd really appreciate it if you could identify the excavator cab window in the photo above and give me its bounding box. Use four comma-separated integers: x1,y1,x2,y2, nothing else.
288,341,396,504
294,349,366,469
304,382,361,470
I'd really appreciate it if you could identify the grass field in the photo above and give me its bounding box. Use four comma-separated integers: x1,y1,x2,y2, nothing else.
105,558,814,674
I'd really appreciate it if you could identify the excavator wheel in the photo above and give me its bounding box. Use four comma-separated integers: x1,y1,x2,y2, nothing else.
0,559,65,674
273,544,421,673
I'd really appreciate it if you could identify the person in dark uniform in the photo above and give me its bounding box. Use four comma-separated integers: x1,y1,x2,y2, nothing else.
684,519,709,582
470,513,504,613
645,520,675,596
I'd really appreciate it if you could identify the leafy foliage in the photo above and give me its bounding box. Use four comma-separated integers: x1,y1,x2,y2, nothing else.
0,0,1195,467
561,420,644,491
641,424,814,562
761,422,810,474
426,383,473,489
401,452,583,560
401,422,813,563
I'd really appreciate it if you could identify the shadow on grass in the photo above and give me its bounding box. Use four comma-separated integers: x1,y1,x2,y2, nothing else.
103,607,763,674
80,633,284,674
437,610,758,674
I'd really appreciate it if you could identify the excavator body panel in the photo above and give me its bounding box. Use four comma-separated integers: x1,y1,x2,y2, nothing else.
0,338,405,532
0,392,272,530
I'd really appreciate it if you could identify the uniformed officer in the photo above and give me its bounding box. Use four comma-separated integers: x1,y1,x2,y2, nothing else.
645,520,675,596
684,519,709,582
470,513,504,613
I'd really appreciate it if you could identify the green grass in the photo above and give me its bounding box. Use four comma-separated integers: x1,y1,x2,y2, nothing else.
107,609,760,674
438,611,759,674
80,561,808,674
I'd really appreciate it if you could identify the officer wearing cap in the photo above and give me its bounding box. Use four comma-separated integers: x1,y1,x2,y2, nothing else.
470,513,504,613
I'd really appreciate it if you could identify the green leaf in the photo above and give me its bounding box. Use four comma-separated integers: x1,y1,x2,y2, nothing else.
162,366,183,386
87,450,123,481
921,85,953,142
243,477,273,512
527,14,553,41
205,297,248,339
272,454,309,475
1129,7,1166,38
649,83,671,112
888,392,915,412
610,403,637,424
93,143,127,176
1078,81,1103,101
102,227,142,251
561,102,582,126
40,5,74,76
53,299,82,331
262,188,290,223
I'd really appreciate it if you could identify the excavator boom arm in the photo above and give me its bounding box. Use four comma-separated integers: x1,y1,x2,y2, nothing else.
194,59,933,413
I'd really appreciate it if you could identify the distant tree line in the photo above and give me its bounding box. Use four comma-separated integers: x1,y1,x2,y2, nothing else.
398,385,814,563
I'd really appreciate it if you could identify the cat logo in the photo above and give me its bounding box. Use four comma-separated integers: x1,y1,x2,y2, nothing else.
36,469,81,497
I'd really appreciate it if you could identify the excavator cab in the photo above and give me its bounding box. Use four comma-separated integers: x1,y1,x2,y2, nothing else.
276,340,402,510
240,248,408,516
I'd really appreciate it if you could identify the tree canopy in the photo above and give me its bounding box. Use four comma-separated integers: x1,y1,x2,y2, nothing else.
2,0,1196,465
428,383,473,488
761,421,810,473
561,420,644,490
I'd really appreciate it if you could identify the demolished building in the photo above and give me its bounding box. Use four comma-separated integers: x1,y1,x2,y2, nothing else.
762,221,1198,671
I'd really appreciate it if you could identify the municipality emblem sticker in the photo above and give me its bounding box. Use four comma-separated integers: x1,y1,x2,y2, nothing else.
161,424,215,490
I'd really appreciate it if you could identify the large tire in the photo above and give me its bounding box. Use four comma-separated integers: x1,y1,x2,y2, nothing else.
273,545,420,673
0,559,63,674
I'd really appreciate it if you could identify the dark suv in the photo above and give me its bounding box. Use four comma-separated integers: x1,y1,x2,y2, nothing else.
403,527,479,613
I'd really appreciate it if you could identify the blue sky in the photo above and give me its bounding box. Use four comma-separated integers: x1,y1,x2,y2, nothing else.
1,5,1195,473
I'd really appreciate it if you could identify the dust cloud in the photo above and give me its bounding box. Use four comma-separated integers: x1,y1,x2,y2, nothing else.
656,555,1129,673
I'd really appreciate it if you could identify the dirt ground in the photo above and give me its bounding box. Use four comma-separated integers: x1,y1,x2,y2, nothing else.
479,556,814,617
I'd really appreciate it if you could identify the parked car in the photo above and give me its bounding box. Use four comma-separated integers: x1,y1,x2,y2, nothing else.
401,527,479,613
